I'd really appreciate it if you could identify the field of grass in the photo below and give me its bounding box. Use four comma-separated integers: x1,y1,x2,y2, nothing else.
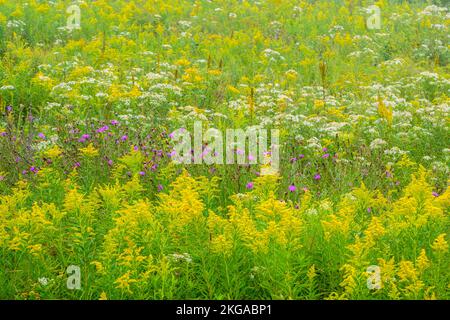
0,0,449,300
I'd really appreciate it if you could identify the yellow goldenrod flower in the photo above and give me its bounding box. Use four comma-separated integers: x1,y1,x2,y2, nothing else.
227,85,240,94
377,97,393,125
63,187,84,213
27,244,42,256
43,145,63,159
91,261,105,274
307,265,316,281
397,260,417,282
207,69,222,76
79,143,99,157
175,58,191,67
313,99,325,109
210,234,233,255
416,249,430,272
114,271,137,294
339,264,357,295
431,234,448,253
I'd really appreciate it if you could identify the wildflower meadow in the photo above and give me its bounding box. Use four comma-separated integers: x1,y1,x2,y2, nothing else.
0,0,449,301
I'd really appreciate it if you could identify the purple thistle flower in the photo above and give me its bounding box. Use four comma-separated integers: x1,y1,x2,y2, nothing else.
168,150,176,158
314,174,321,180
110,120,119,125
288,185,296,192
201,148,210,158
157,184,164,192
78,134,91,143
432,192,439,197
6,106,12,112
0,132,6,137
121,135,128,141
139,171,146,176
38,133,46,139
299,154,305,159
322,153,330,159
290,157,297,163
107,159,113,166
246,182,254,190
96,125,109,133
30,166,38,174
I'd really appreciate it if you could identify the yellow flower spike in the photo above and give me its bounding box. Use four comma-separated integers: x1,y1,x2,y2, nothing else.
79,143,99,157
396,154,416,169
339,264,357,296
210,234,233,255
155,24,164,35
91,261,105,274
207,69,222,76
307,265,316,281
97,182,123,210
122,174,145,199
175,58,191,67
377,257,395,284
397,260,418,282
377,96,393,125
363,216,385,247
416,249,430,273
127,85,141,98
227,85,240,94
63,187,84,213
114,271,137,294
117,150,144,177
285,69,298,81
43,145,63,159
313,99,325,110
27,244,42,256
431,234,448,253
388,281,401,300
